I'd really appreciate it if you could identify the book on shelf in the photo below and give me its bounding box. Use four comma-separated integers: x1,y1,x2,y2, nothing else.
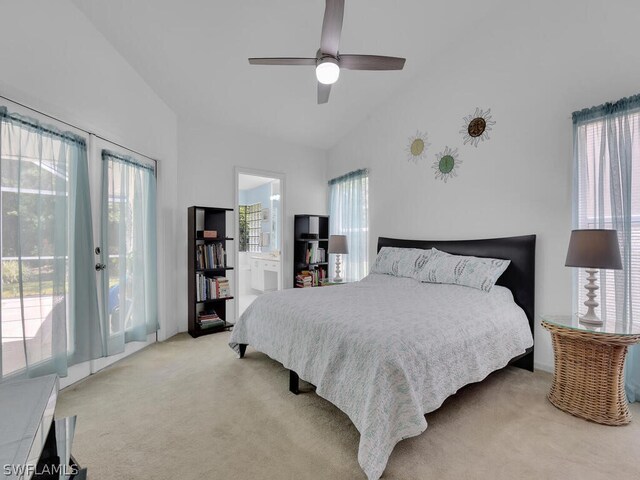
215,277,231,298
295,272,313,288
198,310,224,328
195,275,231,301
199,318,226,329
198,308,225,327
295,267,326,288
195,243,227,269
198,310,220,321
304,242,326,264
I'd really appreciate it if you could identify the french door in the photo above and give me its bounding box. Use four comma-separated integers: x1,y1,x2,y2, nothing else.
0,100,157,386
77,137,157,385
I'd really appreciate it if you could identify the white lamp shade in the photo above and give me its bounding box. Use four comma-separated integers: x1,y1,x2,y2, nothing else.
316,59,340,85
328,235,349,254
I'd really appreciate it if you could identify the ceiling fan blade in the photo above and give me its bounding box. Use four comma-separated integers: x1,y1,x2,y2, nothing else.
317,82,331,104
320,0,344,56
248,57,316,66
339,54,406,71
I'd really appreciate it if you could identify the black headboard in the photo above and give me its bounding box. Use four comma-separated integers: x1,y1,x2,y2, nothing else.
377,235,536,340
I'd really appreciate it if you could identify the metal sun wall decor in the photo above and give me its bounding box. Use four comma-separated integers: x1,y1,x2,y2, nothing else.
406,131,430,164
406,106,495,183
460,107,495,147
433,146,461,182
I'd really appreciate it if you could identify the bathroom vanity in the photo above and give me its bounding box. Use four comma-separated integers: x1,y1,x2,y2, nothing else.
250,255,280,292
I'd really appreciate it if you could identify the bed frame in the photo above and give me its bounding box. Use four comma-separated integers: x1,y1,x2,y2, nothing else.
238,234,536,394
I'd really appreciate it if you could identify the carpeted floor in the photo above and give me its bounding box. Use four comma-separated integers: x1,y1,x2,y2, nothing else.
57,332,640,480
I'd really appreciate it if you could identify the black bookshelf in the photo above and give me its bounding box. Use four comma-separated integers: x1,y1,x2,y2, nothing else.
293,214,329,288
188,206,234,337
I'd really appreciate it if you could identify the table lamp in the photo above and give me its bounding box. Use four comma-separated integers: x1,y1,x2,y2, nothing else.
328,235,349,282
565,229,622,325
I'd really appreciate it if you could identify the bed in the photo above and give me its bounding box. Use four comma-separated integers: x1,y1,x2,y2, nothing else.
229,235,535,480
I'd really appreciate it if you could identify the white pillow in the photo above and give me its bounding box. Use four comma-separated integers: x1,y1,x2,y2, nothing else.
415,248,510,292
371,247,432,278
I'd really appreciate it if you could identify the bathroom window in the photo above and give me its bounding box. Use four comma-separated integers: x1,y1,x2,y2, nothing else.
239,203,261,253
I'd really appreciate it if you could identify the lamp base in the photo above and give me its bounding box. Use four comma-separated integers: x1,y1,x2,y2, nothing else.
579,268,602,326
333,254,343,283
578,312,603,326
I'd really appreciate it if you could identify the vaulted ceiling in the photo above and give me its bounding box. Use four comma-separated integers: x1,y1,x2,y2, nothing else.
72,0,507,149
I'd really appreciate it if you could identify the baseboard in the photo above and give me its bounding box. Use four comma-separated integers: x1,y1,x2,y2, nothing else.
534,360,553,373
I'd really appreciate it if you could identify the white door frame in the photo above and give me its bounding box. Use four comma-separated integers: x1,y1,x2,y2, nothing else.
234,167,286,322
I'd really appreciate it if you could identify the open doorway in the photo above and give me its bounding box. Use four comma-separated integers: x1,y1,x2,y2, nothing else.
235,169,284,317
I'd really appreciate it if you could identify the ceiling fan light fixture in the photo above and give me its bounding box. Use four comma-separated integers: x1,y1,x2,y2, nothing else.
248,1,405,103
316,58,340,85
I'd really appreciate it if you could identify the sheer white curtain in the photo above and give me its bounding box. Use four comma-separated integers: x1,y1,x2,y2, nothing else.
328,169,369,282
101,150,158,356
573,95,640,401
0,107,102,379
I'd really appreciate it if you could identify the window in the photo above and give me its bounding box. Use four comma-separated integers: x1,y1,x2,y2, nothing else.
0,107,101,378
328,169,369,282
573,95,640,402
573,99,640,321
0,103,159,381
101,150,158,355
239,203,261,253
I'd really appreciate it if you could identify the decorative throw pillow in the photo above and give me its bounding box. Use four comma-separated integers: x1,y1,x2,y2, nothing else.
415,248,510,292
371,247,432,278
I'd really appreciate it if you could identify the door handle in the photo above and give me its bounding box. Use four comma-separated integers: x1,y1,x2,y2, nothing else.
95,263,106,271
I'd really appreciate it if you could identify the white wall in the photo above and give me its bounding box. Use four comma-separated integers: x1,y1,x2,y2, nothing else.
0,0,180,340
177,117,327,331
327,0,640,371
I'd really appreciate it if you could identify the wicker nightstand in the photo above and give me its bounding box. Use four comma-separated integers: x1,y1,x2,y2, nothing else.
541,314,640,426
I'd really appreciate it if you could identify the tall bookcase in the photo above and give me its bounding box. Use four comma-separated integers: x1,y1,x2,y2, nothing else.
293,214,329,288
188,206,234,337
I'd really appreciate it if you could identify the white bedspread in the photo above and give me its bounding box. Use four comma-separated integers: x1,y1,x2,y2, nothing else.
229,273,533,479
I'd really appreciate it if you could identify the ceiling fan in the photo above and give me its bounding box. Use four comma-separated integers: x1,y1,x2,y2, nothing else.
248,0,406,104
